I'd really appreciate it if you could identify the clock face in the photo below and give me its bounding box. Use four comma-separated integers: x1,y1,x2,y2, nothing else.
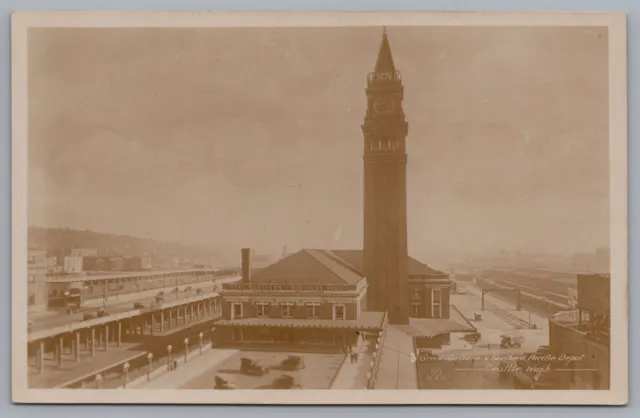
374,97,395,114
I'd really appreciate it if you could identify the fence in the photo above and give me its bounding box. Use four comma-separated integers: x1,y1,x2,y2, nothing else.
364,325,387,389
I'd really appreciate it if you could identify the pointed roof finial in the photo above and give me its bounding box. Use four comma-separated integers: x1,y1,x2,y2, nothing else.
374,26,396,73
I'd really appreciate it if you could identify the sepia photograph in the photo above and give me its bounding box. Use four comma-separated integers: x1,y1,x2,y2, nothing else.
11,11,627,405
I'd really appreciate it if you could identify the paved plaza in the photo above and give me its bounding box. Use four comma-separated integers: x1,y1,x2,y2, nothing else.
180,350,345,389
139,349,346,389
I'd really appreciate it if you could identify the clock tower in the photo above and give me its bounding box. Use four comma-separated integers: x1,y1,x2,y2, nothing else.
362,28,410,325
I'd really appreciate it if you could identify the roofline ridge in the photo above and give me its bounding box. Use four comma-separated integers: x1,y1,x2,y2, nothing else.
323,250,365,277
305,249,356,284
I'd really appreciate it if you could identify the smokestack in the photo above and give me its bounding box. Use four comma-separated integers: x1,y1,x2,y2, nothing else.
241,248,252,282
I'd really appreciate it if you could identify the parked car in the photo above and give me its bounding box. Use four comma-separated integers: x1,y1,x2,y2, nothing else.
462,332,481,343
214,375,236,390
240,357,269,376
500,334,524,349
271,374,302,389
279,355,305,371
133,302,145,309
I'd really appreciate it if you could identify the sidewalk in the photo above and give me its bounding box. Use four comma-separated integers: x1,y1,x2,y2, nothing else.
134,348,238,389
375,325,418,389
330,342,372,389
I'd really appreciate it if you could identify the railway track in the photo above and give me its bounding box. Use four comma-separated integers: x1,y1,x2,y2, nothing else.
485,301,535,329
463,285,537,329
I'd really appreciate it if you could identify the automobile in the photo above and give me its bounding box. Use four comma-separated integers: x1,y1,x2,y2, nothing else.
214,375,236,390
500,334,524,349
271,374,302,389
474,312,483,321
196,288,204,295
83,312,95,321
133,302,145,309
279,355,305,371
462,332,481,343
96,308,109,317
240,357,269,376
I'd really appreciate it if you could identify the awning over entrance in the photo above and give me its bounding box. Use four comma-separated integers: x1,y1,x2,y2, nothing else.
215,311,386,331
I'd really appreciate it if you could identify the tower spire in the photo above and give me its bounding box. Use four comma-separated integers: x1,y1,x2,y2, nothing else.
374,27,396,74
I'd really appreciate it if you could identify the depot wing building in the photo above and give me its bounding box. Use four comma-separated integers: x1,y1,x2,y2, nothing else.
213,248,456,348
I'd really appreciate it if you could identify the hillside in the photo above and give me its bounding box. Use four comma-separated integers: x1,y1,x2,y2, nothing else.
27,227,227,267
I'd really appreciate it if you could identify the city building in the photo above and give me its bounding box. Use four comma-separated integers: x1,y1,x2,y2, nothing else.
63,256,84,273
215,248,387,348
70,248,98,257
28,248,48,312
45,256,62,274
548,273,610,389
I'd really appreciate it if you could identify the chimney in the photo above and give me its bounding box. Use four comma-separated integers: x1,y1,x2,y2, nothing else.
241,248,252,282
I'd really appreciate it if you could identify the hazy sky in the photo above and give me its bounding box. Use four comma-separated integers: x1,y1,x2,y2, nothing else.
28,26,609,261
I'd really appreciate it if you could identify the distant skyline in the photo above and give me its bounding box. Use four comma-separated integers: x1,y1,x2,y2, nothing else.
28,26,610,262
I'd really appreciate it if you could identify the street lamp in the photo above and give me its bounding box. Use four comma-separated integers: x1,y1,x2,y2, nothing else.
95,373,103,389
147,353,153,380
199,332,204,354
122,362,130,388
184,338,189,362
167,345,173,370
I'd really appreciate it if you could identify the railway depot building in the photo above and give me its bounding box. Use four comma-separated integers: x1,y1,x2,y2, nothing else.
213,248,455,349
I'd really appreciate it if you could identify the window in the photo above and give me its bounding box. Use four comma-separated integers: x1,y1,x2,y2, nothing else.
281,302,294,318
431,288,442,318
306,303,320,318
411,288,421,300
412,303,421,317
28,274,36,283
256,302,269,318
232,303,243,319
28,293,35,306
333,304,346,320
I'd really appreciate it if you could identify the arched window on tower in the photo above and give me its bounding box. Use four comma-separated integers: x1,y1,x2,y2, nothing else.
378,140,382,150
387,139,391,150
